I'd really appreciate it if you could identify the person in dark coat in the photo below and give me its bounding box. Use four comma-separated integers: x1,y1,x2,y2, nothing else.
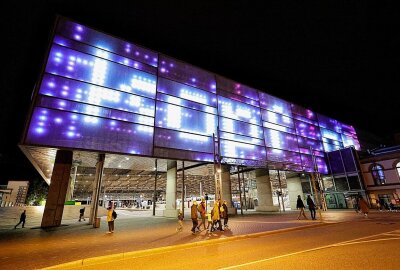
221,200,229,229
190,201,199,234
358,195,369,218
307,195,317,220
296,195,308,220
79,207,85,222
14,210,26,229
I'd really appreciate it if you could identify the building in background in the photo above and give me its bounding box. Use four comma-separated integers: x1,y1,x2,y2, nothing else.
360,145,400,209
0,180,29,207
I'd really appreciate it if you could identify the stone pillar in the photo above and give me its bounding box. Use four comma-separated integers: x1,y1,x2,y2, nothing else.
164,160,177,217
255,169,279,212
286,175,304,210
41,150,73,228
220,165,236,214
89,154,105,226
65,165,78,202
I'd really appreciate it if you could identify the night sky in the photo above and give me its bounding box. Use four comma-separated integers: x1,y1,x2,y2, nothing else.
0,1,399,183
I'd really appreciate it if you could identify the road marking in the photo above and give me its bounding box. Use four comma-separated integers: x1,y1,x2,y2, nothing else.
219,230,400,270
234,220,320,224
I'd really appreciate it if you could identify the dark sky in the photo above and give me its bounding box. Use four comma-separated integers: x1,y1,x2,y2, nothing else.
0,1,399,183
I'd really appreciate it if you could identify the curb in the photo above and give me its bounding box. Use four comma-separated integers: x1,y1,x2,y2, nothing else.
42,221,333,269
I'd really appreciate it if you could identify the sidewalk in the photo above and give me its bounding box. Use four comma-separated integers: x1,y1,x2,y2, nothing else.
0,209,384,270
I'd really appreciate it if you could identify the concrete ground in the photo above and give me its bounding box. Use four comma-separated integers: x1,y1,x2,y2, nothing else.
0,207,386,270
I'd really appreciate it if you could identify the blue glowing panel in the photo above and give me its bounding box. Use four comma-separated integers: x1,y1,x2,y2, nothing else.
154,128,213,153
320,128,342,142
53,35,157,75
220,139,266,160
322,137,343,148
153,147,214,162
56,18,158,67
301,154,329,174
155,102,217,136
219,117,264,139
264,129,299,152
157,77,217,109
259,92,292,117
261,110,294,129
297,136,324,154
266,148,302,165
46,44,157,99
218,89,260,107
220,132,265,146
36,96,154,126
26,108,153,155
317,114,341,133
216,75,259,101
263,122,296,134
341,134,361,150
340,122,357,136
156,93,217,115
323,142,341,152
158,54,216,93
327,151,345,174
39,74,155,117
294,120,321,140
218,96,262,125
291,104,318,125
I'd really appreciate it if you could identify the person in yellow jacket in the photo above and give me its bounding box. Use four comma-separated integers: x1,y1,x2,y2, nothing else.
211,201,223,231
106,206,114,233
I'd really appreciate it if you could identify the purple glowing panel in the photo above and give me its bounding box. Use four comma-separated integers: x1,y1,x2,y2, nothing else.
154,128,213,153
320,128,342,142
46,44,157,99
327,151,345,174
322,137,343,147
219,117,264,139
340,122,357,136
220,132,265,146
26,108,153,155
36,96,154,126
261,110,294,129
263,122,296,134
56,18,158,67
317,114,341,133
155,101,217,136
153,147,214,162
215,75,259,101
158,54,216,93
341,134,361,150
53,35,157,75
157,77,217,108
259,92,292,117
264,129,299,152
301,154,329,174
218,96,262,125
266,148,302,165
291,104,318,123
341,148,357,173
218,89,259,107
39,74,155,117
156,93,217,115
220,139,266,160
323,142,341,152
294,120,321,140
297,136,324,153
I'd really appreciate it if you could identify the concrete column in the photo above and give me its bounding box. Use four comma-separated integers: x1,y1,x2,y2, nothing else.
255,169,279,212
65,165,78,202
89,154,105,226
286,176,304,210
41,150,73,228
220,165,236,214
164,160,177,217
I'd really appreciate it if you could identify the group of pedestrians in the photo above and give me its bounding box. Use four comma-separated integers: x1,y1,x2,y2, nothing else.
296,195,317,220
179,198,229,234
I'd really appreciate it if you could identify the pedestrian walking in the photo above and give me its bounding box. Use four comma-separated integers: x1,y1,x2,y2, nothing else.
358,195,369,218
14,210,26,229
197,198,207,231
306,195,316,220
191,201,199,234
206,208,213,232
221,200,229,229
177,209,184,232
296,195,308,220
78,207,85,222
106,206,115,233
211,201,223,231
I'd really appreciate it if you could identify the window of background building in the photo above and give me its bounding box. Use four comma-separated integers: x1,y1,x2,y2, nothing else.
371,164,386,185
396,162,400,180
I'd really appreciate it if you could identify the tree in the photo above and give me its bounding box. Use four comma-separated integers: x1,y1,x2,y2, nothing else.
26,178,48,206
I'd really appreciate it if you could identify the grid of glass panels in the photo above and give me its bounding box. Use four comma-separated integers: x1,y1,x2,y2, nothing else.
24,17,360,171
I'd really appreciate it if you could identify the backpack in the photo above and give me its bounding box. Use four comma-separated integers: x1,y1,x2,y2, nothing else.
112,210,117,219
